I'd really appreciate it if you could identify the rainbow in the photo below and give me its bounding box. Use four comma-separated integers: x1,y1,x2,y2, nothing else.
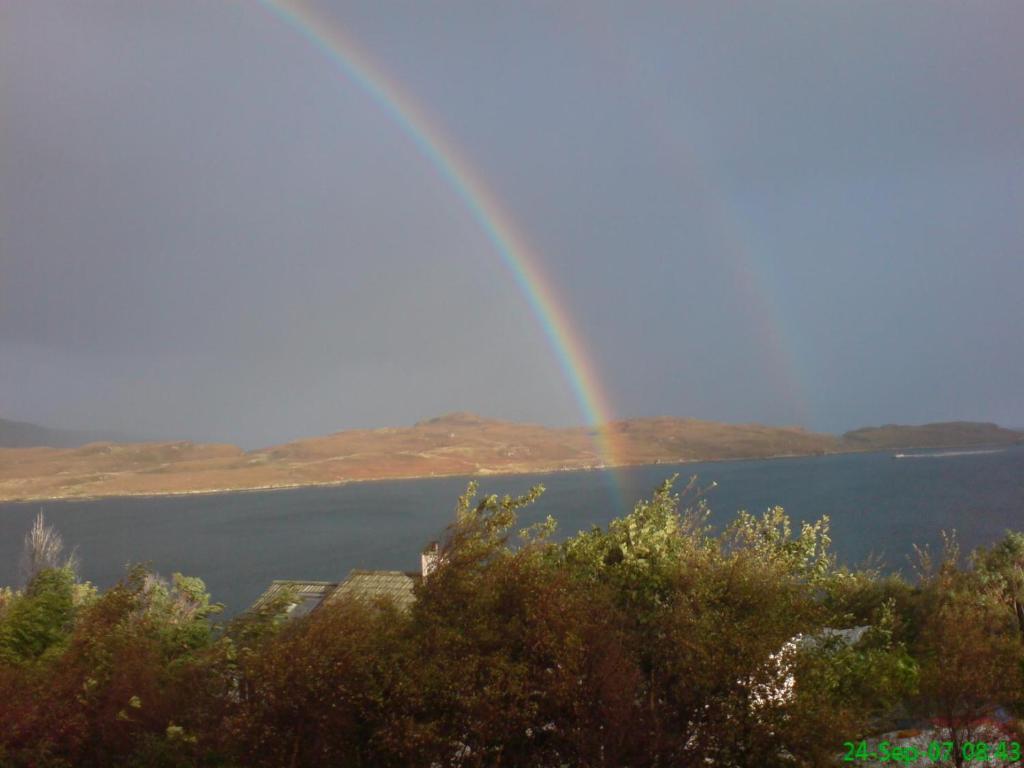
256,1,622,470
560,6,812,427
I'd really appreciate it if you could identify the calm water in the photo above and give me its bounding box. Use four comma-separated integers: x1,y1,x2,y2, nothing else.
2,446,1022,616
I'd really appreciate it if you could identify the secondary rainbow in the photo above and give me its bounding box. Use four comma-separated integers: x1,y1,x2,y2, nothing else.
570,9,812,425
257,0,621,469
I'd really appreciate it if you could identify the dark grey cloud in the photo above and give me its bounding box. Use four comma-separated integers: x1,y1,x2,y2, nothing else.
2,0,1021,445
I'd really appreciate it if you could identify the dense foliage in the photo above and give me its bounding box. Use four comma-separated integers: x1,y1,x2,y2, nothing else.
1,479,1021,766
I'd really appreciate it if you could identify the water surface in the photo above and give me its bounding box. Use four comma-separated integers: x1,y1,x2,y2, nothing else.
2,446,1022,616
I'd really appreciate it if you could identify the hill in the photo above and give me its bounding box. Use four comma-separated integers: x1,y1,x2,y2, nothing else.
0,417,143,449
0,414,1019,503
840,421,1024,451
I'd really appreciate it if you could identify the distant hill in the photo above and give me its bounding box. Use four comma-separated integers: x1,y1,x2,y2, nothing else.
0,414,1019,503
0,417,144,449
840,421,1024,451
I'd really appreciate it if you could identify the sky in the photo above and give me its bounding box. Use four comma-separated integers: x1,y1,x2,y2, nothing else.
2,1,1022,447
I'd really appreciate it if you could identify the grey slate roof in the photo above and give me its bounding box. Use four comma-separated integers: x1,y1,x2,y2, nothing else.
250,570,419,617
249,580,340,617
328,570,418,611
790,625,871,652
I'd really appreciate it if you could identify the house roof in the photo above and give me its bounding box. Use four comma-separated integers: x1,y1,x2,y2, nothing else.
249,570,419,618
249,580,340,617
327,570,419,611
795,625,870,649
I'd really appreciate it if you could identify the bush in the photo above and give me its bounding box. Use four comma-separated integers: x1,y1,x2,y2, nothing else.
0,480,1021,766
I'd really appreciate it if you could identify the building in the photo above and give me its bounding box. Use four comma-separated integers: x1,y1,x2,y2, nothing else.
249,542,441,618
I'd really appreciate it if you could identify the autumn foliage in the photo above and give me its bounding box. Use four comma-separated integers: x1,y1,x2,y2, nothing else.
1,478,1021,766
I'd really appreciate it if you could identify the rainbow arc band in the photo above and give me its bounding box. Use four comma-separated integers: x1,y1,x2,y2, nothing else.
258,0,623,479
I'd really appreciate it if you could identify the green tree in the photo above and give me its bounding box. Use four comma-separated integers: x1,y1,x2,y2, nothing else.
913,535,1024,766
0,567,77,664
973,531,1024,642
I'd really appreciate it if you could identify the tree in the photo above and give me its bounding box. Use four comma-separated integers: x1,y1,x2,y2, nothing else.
913,535,1024,766
226,596,408,768
973,531,1024,642
1,514,87,666
19,511,78,586
0,478,1015,765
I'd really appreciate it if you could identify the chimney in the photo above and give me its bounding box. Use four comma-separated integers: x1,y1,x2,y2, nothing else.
421,541,440,579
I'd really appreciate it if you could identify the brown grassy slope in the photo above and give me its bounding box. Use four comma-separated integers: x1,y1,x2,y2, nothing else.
0,412,839,502
605,417,839,464
0,414,1018,503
